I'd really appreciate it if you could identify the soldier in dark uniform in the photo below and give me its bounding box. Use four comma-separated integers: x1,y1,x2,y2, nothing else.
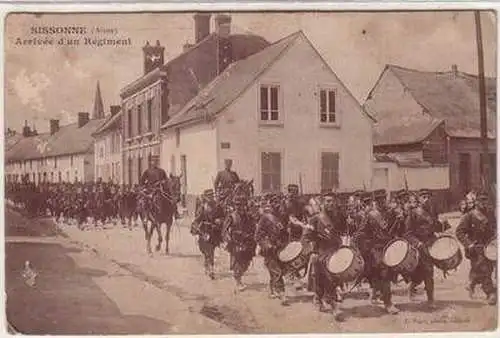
140,155,167,187
404,190,439,307
224,194,257,291
304,192,346,321
456,192,497,305
282,184,307,241
353,192,399,314
255,194,289,305
214,159,240,204
191,189,225,280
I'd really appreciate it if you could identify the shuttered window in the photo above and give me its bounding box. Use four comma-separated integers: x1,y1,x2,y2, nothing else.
261,152,281,192
137,104,142,135
127,109,133,138
147,99,153,132
321,152,339,192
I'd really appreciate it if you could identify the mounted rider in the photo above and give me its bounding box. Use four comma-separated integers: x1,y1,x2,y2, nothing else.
140,155,168,188
214,159,240,206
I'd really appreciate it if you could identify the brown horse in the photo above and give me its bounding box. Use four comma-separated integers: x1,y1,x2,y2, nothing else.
138,175,182,255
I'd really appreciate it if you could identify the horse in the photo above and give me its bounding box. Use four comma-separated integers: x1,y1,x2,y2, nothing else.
138,175,182,255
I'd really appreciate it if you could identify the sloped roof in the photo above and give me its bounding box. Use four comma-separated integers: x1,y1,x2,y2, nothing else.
5,133,23,151
162,31,302,129
93,110,122,136
374,153,434,168
122,33,270,116
374,117,444,146
6,118,104,162
386,64,497,138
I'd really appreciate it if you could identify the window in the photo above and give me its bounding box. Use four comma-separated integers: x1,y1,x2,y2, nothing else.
30,160,32,169
70,155,74,166
261,152,281,192
32,173,35,182
128,109,133,137
38,173,41,183
260,85,280,121
128,157,133,186
321,152,339,192
99,146,104,159
54,157,57,168
58,171,62,183
147,99,153,132
480,153,497,185
458,153,471,193
66,171,70,182
175,128,180,147
50,172,54,182
320,89,336,123
137,104,142,135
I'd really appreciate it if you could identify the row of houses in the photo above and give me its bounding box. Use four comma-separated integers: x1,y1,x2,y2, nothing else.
5,13,496,209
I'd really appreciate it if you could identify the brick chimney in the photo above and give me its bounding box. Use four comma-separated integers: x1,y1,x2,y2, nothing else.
78,112,90,128
49,119,60,135
110,105,121,116
22,120,31,137
215,14,233,74
142,40,165,75
194,13,211,44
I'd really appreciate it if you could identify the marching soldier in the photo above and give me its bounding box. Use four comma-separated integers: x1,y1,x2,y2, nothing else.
255,193,289,305
224,194,257,291
304,192,345,321
404,190,438,308
191,189,224,280
456,192,497,305
353,192,399,314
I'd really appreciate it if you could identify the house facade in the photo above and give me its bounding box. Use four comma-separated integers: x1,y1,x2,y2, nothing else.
364,64,496,203
93,106,123,183
5,113,103,184
161,31,374,205
120,13,270,186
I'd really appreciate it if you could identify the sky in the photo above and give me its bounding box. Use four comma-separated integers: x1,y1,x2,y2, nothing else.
4,11,497,134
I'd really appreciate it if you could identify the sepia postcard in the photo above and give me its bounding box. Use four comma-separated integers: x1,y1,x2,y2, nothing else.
3,7,498,335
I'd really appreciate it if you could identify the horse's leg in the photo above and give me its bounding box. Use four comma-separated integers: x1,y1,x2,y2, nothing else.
155,221,163,252
164,217,173,255
145,221,154,255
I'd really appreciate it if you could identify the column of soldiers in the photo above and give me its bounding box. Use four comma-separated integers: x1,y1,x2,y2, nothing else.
5,179,144,229
191,181,497,323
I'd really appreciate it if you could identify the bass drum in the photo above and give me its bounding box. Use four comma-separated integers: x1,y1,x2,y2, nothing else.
484,238,497,262
323,246,364,283
428,235,463,271
383,238,419,274
278,240,314,277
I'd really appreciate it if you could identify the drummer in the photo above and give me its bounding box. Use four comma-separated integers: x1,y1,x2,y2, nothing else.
305,192,345,321
255,193,290,305
353,192,399,314
404,190,439,308
456,192,496,305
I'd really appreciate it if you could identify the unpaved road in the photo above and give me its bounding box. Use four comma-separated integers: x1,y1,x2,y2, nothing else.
5,207,498,334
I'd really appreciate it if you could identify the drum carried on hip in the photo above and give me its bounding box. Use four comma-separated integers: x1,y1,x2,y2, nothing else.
383,238,419,274
323,246,364,283
428,235,463,271
484,238,497,262
278,240,314,277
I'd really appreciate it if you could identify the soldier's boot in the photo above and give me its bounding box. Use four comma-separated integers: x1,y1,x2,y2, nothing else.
208,265,215,280
268,288,279,299
487,293,497,306
370,289,383,305
384,303,399,315
409,283,418,302
279,292,289,306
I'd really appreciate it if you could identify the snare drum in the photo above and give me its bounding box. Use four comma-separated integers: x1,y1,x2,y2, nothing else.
324,246,364,283
279,241,313,276
484,238,497,262
428,235,463,271
383,238,419,274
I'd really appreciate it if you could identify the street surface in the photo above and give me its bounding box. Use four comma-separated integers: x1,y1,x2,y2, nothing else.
5,207,498,334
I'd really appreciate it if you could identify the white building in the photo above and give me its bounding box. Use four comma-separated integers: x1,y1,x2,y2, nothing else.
5,113,105,184
160,31,374,205
92,106,123,183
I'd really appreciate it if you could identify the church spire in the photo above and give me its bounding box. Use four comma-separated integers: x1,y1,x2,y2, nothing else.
92,81,104,119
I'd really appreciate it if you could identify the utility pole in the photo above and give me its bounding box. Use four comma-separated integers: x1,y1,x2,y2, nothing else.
474,10,490,192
